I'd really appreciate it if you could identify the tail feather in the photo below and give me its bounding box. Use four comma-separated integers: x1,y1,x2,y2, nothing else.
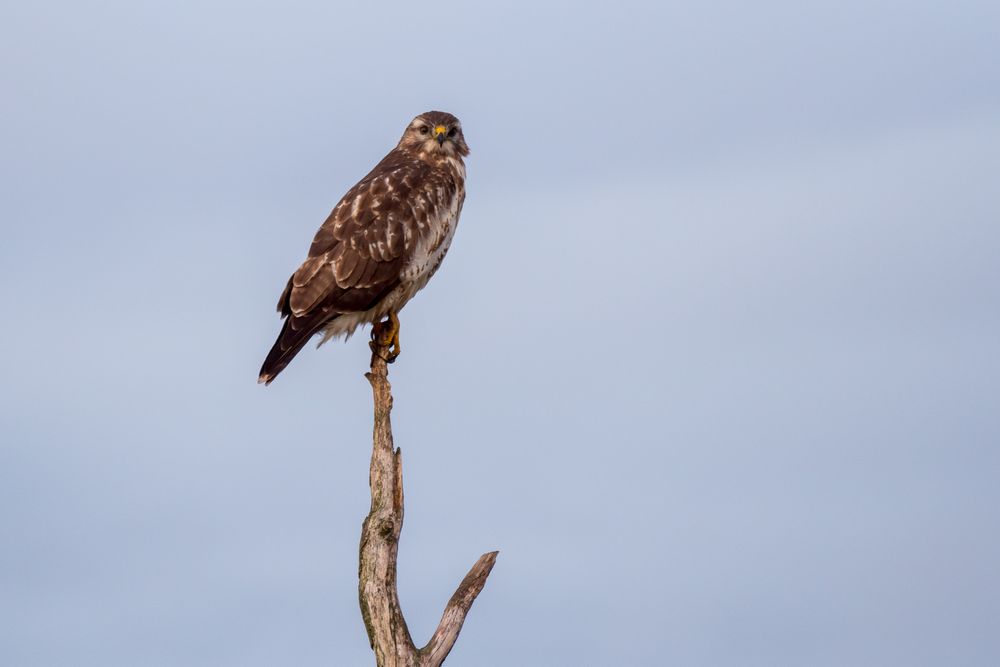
258,314,332,385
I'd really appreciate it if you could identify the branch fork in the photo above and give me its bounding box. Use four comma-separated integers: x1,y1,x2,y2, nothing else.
358,339,498,667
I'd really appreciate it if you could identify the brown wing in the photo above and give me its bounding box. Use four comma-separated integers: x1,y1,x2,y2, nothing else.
258,150,428,384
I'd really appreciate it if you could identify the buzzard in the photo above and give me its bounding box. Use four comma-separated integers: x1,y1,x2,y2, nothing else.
258,111,469,385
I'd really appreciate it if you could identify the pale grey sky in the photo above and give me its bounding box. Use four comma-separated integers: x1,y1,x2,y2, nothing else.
1,1,999,665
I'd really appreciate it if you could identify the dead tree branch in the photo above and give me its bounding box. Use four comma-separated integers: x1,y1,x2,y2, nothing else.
358,339,498,667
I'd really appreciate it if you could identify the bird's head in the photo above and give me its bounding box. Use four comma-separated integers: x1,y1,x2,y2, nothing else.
399,111,469,158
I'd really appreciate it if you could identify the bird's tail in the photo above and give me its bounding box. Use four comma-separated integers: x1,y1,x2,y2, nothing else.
258,314,331,385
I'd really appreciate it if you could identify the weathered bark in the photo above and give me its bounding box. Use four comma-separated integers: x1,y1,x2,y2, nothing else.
359,340,498,667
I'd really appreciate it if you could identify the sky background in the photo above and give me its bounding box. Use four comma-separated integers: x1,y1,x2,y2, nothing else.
2,1,999,665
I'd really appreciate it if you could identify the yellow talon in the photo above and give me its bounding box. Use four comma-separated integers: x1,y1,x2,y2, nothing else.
370,311,401,363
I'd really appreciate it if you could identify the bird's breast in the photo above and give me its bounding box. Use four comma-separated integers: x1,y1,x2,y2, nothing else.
400,184,464,288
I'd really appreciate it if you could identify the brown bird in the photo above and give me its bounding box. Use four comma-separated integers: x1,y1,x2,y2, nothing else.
258,111,469,385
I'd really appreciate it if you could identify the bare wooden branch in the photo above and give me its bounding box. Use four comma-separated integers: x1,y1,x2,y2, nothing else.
418,551,499,665
359,339,497,667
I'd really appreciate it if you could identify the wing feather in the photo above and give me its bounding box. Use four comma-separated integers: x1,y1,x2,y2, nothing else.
332,244,360,287
285,151,435,317
290,263,335,315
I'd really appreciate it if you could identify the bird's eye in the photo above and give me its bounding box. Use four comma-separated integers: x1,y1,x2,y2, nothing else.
418,126,429,135
448,127,457,137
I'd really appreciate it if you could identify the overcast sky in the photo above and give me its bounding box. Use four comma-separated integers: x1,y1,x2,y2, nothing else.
2,1,999,665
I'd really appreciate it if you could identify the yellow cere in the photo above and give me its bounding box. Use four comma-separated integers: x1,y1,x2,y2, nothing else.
433,125,447,136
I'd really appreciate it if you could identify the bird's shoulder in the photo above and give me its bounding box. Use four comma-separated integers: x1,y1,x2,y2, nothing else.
283,148,465,316
282,151,422,315
307,150,443,258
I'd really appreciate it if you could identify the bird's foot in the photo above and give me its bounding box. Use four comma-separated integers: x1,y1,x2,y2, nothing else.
369,311,401,364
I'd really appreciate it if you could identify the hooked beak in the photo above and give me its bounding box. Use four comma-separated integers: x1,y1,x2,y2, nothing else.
433,125,447,145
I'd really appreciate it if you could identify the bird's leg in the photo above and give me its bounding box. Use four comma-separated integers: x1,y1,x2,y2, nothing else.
386,310,401,362
369,310,401,363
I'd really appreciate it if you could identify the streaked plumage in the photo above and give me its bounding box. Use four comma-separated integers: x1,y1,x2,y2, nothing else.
258,111,469,385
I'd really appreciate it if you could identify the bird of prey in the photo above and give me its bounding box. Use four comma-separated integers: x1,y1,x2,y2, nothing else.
258,111,469,385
